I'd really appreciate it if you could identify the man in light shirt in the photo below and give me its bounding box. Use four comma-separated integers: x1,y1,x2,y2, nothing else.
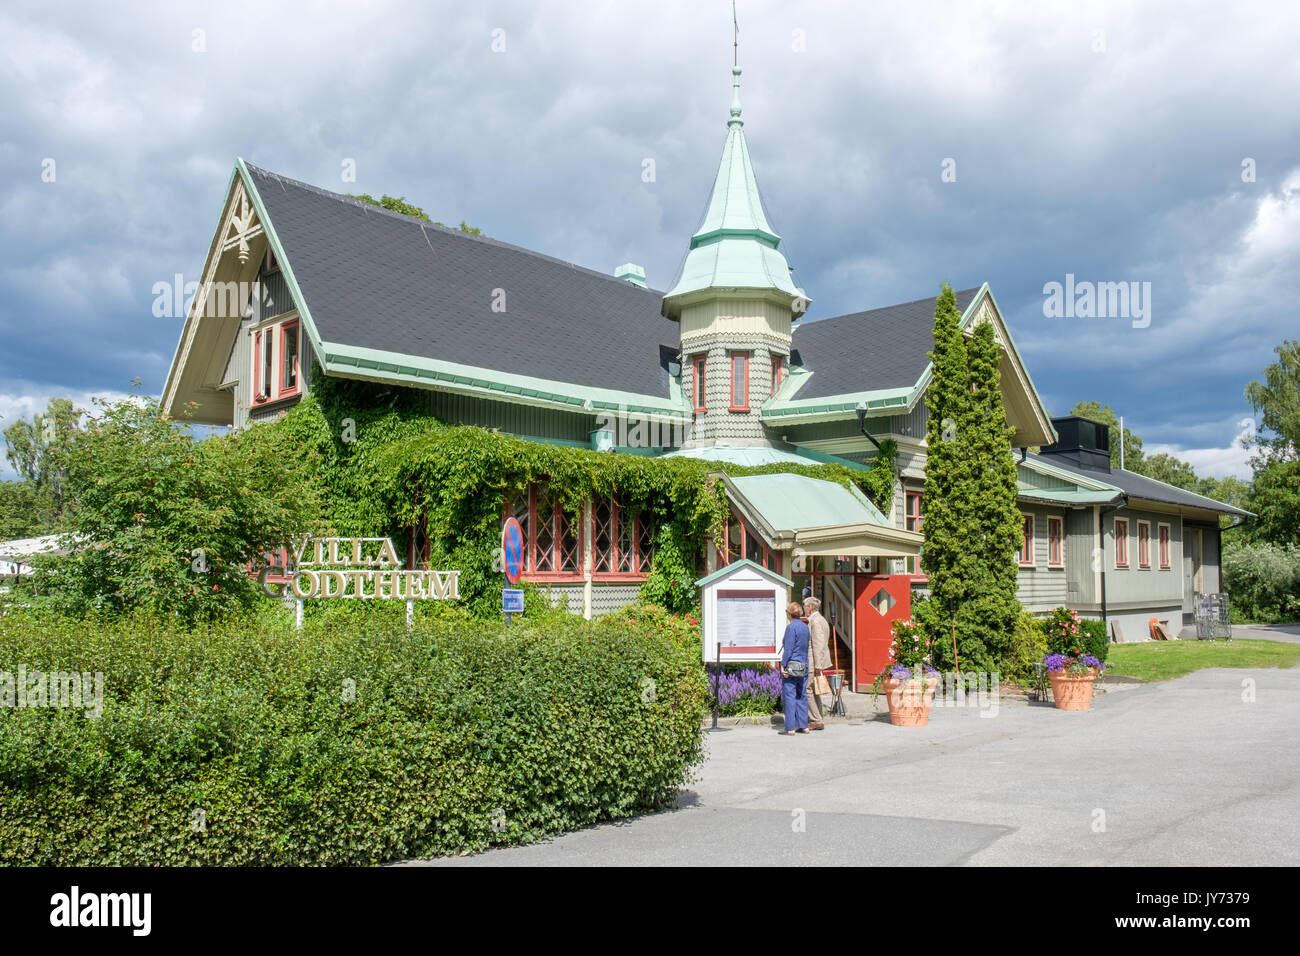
803,597,831,730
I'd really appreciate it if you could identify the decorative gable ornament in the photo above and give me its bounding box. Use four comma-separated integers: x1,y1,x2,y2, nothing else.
222,188,264,266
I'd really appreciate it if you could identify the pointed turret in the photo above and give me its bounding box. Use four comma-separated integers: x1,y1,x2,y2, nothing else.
662,67,806,319
667,67,808,450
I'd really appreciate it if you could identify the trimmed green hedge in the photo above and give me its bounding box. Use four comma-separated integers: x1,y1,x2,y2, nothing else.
0,607,706,865
1078,619,1110,664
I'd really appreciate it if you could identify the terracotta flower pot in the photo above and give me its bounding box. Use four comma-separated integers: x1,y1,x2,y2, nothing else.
883,677,938,726
1048,668,1098,711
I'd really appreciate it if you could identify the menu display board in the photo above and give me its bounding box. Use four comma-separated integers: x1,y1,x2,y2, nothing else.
716,591,777,654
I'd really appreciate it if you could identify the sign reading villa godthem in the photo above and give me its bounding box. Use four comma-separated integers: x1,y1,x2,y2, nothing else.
259,536,460,601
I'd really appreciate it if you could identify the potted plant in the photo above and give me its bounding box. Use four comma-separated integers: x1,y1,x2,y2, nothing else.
871,619,940,726
1042,606,1105,710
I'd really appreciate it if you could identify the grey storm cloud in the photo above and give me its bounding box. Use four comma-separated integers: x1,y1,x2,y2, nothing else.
1,0,1298,478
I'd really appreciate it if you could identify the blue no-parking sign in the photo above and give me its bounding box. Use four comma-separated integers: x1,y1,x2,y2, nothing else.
501,517,524,584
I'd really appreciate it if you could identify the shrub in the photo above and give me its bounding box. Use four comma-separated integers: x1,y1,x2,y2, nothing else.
1006,612,1047,683
1078,618,1110,664
1222,541,1300,623
0,606,706,865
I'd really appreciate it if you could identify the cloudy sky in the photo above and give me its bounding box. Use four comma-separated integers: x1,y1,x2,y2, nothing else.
2,0,1297,479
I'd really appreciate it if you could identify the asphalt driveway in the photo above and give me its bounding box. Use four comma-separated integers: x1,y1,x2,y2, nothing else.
407,665,1300,866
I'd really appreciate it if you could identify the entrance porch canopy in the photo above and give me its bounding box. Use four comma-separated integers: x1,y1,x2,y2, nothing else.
717,473,923,558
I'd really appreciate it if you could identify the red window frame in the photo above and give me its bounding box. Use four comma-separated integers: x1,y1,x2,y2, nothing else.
905,491,925,577
252,329,270,403
1137,520,1151,569
1114,518,1129,568
1047,516,1063,567
693,355,707,413
504,485,585,581
590,495,654,578
1019,514,1034,566
770,356,783,396
278,319,301,398
728,351,750,411
718,511,780,573
1158,523,1171,569
905,492,923,533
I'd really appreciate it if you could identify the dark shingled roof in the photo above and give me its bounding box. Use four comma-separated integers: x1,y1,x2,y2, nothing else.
1028,453,1253,517
245,163,679,399
789,288,980,400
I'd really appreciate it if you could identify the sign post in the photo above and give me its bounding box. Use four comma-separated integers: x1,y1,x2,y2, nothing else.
501,517,524,628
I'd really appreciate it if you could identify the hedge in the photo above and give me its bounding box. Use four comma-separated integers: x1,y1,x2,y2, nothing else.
0,606,707,865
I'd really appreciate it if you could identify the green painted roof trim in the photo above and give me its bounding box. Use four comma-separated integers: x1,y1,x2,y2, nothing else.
690,227,780,250
1017,487,1120,506
694,557,793,589
322,342,692,420
762,386,914,420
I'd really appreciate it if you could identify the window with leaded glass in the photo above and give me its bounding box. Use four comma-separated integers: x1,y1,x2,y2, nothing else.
559,505,581,573
592,499,614,572
637,512,655,571
534,486,556,572
616,499,636,572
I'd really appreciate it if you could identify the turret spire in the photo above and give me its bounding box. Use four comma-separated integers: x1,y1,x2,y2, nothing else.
661,65,808,318
729,66,743,127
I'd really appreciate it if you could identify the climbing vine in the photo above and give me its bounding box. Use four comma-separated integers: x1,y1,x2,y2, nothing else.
269,368,898,616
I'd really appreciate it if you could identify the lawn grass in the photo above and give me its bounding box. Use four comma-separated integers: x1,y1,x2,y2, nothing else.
1106,638,1300,682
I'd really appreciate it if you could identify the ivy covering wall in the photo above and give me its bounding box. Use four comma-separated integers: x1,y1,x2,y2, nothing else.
270,368,898,617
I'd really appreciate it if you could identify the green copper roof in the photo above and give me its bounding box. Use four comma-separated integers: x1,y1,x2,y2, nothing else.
659,444,867,471
663,67,804,313
728,474,892,531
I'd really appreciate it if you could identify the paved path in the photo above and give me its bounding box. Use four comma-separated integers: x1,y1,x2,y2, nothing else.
407,666,1300,866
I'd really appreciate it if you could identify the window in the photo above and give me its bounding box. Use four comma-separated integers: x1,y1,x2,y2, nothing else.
1047,516,1063,567
1019,514,1034,566
724,511,780,573
280,320,300,395
905,491,924,575
590,495,653,575
693,356,707,413
505,484,583,577
770,356,784,396
1137,520,1151,568
728,352,749,411
1114,518,1129,568
256,329,273,400
253,317,300,403
905,492,923,533
1158,523,1171,569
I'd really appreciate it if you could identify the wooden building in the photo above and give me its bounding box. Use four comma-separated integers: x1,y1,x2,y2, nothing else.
162,66,1247,683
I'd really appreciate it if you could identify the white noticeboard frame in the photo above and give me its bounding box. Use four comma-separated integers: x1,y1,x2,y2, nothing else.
696,559,793,664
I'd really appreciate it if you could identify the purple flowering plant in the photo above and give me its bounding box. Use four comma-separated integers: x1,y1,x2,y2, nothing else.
870,618,939,705
708,666,782,717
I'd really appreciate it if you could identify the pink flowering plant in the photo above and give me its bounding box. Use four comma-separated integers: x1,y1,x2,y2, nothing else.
870,618,939,703
1042,606,1105,676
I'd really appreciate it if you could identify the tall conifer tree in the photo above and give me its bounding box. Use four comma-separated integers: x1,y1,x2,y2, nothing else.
921,285,1024,671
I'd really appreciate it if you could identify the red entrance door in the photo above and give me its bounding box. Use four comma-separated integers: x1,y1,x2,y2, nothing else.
854,575,912,689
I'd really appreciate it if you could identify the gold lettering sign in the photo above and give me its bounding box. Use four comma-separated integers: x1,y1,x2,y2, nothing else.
270,537,459,601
